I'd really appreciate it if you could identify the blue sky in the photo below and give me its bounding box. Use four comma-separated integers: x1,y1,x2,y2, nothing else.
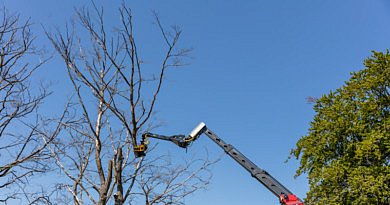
2,0,390,204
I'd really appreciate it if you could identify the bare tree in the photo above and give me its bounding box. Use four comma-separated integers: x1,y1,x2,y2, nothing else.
0,8,65,204
47,4,213,205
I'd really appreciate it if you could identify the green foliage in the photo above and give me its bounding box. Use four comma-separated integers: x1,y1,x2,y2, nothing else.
292,51,390,204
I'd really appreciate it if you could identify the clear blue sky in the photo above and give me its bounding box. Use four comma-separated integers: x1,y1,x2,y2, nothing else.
2,0,390,204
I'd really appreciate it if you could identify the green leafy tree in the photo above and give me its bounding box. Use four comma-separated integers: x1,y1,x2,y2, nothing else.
291,51,390,205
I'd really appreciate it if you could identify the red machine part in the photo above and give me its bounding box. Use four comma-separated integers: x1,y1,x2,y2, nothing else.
280,194,304,205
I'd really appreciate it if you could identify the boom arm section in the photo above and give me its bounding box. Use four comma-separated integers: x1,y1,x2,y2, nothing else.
137,122,303,205
133,133,189,157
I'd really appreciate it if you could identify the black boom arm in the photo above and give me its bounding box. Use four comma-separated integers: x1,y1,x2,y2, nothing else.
138,122,303,205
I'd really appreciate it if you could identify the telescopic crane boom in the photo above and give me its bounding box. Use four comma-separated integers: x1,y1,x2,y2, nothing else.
135,122,303,205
